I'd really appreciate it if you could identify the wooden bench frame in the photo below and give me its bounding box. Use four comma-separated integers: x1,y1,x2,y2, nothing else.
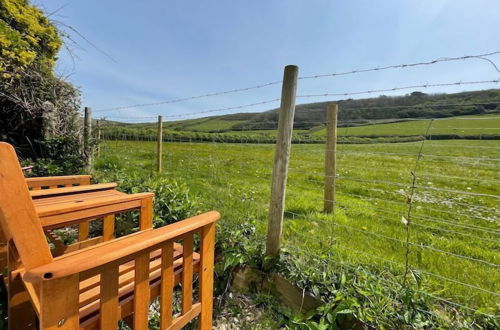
26,175,92,190
0,142,220,329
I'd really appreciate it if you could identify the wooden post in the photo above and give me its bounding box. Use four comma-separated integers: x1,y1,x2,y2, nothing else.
156,115,163,172
265,65,299,258
83,107,92,168
96,120,101,157
324,104,338,213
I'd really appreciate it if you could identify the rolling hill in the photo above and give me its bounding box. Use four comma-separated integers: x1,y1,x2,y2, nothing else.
100,89,500,143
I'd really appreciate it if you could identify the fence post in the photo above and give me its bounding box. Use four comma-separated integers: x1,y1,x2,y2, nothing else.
83,107,92,168
95,120,101,157
265,65,299,259
324,103,338,213
157,115,163,172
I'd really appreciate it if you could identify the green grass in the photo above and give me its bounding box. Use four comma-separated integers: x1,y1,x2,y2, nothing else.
165,118,248,132
311,114,500,136
96,137,500,324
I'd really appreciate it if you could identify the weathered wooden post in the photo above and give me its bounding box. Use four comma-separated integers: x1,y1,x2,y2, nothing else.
324,103,338,213
156,115,163,173
96,120,101,157
83,107,92,168
265,65,299,259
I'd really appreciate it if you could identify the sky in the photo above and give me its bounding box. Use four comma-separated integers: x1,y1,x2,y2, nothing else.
35,0,500,122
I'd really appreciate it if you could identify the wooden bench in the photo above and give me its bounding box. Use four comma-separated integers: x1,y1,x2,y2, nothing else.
0,142,220,329
0,175,111,270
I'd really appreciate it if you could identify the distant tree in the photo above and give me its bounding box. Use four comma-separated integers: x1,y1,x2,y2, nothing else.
410,91,427,97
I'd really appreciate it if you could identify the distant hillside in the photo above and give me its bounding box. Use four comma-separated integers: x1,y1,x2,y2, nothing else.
103,89,500,136
157,89,500,132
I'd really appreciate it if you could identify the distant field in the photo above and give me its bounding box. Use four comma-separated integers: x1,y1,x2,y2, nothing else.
103,114,500,145
171,113,500,138
312,114,500,136
97,138,499,317
165,118,247,132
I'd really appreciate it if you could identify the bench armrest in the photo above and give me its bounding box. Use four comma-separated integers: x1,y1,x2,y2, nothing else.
23,211,220,282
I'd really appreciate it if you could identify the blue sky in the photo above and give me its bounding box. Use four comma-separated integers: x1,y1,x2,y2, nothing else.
35,0,500,122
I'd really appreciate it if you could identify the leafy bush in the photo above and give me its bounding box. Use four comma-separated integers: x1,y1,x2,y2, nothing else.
94,163,198,236
23,136,87,176
1,0,83,167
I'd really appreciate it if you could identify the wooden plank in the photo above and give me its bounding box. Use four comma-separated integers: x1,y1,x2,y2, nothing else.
30,183,117,198
65,236,103,254
26,175,91,189
39,200,142,229
103,214,115,241
169,303,201,330
99,265,119,329
139,196,153,230
199,223,215,329
182,234,193,314
323,103,338,213
39,275,79,330
79,222,90,241
33,190,125,207
133,253,150,329
160,241,174,328
35,192,154,217
266,65,299,258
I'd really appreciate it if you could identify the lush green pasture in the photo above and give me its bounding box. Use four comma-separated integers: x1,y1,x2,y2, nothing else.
165,118,247,132
97,138,499,325
313,114,500,137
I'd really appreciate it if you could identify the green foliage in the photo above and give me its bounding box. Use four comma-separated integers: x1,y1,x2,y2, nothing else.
124,177,198,228
0,0,83,167
94,161,198,235
23,136,87,176
0,0,61,78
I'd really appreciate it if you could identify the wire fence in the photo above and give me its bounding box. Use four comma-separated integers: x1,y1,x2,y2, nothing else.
91,51,500,323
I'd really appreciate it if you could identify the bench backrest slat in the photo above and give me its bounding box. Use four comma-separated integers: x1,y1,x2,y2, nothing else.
0,143,53,269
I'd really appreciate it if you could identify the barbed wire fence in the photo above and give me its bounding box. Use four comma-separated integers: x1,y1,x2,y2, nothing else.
89,50,500,323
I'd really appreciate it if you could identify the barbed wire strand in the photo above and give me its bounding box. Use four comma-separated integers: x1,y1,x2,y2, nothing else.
94,50,500,112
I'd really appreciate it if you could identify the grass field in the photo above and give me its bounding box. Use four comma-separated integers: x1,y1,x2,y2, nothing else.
313,114,500,136
97,136,499,325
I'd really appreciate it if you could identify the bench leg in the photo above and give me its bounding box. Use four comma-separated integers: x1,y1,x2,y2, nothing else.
199,223,215,330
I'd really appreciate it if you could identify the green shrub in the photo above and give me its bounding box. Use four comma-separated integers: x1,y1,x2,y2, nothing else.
23,136,87,176
93,165,198,236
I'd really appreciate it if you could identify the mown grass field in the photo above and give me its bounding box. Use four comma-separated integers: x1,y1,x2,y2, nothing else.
97,136,499,323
